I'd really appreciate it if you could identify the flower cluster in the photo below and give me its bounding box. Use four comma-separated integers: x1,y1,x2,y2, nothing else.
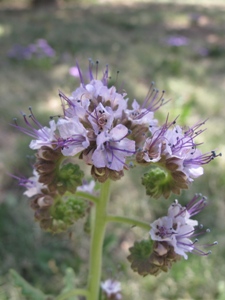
150,194,217,259
137,117,221,198
13,61,220,231
128,194,217,276
14,62,218,183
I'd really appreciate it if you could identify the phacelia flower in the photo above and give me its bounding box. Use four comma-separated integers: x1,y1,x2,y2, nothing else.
150,195,217,259
101,279,122,300
91,124,135,172
12,107,57,150
77,180,97,195
57,117,90,156
137,117,221,197
12,170,46,198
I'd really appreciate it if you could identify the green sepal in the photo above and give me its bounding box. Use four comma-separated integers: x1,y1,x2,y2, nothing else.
56,163,84,195
127,239,154,277
9,269,53,300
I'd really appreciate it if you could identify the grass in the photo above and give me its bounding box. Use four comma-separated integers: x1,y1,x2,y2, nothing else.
0,0,225,299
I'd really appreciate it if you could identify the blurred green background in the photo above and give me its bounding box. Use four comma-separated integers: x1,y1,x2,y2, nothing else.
1,0,225,299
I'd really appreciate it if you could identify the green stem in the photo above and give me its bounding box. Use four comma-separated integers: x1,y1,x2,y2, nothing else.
75,191,99,204
106,215,150,231
56,289,89,300
87,179,111,300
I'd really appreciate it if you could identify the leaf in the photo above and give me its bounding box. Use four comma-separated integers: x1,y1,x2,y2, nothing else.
59,268,77,300
9,269,52,300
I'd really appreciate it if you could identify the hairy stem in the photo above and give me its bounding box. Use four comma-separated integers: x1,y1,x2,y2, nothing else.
87,179,111,300
75,191,99,204
56,289,89,300
106,215,150,231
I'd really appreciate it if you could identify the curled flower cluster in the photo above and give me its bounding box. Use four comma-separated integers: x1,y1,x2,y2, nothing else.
150,194,218,259
137,117,221,198
12,61,220,231
128,194,218,277
13,62,218,186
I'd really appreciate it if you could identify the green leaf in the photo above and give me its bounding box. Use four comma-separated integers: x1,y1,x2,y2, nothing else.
9,269,52,300
59,268,78,300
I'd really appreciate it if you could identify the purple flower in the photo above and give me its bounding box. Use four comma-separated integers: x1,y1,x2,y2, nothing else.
69,66,80,77
12,108,57,150
8,39,55,61
87,103,114,135
77,180,96,194
138,117,220,183
101,279,122,300
92,124,135,171
12,170,46,197
57,117,90,156
150,195,217,259
165,35,189,47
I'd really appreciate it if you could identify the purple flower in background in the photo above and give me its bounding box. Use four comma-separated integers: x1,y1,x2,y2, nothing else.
197,47,209,57
8,39,55,60
166,35,189,47
77,180,96,195
101,279,122,300
69,66,80,77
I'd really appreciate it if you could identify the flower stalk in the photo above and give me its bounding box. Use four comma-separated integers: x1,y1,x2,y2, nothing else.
107,215,150,231
87,179,111,300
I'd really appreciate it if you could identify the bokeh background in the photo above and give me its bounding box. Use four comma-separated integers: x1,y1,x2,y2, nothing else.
1,0,225,299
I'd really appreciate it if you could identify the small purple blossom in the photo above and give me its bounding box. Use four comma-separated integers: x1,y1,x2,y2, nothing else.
12,170,46,197
92,124,135,171
197,47,209,57
165,35,189,47
12,108,57,150
57,117,90,156
8,39,55,60
101,279,122,300
77,180,96,194
69,66,80,77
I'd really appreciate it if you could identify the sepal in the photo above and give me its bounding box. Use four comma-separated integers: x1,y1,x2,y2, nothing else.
127,239,181,276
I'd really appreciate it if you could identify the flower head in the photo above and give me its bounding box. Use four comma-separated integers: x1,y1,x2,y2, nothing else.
150,195,217,259
138,117,221,197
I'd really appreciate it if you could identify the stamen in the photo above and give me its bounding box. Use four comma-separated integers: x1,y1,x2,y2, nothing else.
88,58,94,81
76,60,84,86
95,60,99,79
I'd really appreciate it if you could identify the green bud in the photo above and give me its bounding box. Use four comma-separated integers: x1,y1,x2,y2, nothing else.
142,167,170,199
56,163,84,195
127,239,154,277
50,196,88,228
